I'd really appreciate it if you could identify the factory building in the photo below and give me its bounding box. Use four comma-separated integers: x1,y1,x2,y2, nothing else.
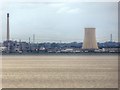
3,13,30,53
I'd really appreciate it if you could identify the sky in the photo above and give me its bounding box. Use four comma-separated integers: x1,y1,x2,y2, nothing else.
1,1,118,43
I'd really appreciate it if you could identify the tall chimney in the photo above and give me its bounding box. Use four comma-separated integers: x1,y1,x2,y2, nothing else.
33,34,35,43
7,13,10,41
110,34,112,42
29,37,31,43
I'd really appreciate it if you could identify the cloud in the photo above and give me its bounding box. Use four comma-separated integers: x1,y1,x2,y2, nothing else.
49,3,65,7
57,7,69,13
1,0,119,3
57,7,80,14
67,8,80,13
48,3,80,14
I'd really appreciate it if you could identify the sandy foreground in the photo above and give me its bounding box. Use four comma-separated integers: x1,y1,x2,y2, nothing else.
2,55,118,88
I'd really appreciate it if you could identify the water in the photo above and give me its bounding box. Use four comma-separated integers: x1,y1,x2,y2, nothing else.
2,55,118,88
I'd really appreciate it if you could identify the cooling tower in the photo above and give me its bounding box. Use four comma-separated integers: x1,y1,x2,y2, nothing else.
82,28,98,49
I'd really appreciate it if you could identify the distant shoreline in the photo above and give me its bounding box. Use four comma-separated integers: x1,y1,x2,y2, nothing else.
2,52,119,56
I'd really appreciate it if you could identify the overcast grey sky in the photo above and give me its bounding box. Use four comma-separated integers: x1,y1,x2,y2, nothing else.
2,2,118,43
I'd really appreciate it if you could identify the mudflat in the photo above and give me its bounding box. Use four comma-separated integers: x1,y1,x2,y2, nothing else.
2,55,118,88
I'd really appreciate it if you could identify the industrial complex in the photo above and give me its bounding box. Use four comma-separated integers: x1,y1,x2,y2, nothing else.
0,13,120,54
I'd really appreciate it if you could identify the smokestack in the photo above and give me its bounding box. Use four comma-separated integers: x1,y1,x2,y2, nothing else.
7,13,10,41
33,34,35,43
29,37,31,43
82,28,98,49
110,34,112,42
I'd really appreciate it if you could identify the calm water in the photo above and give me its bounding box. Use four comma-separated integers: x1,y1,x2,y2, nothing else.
2,55,118,88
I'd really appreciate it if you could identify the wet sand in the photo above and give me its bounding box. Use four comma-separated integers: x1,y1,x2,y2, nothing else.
2,55,118,88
